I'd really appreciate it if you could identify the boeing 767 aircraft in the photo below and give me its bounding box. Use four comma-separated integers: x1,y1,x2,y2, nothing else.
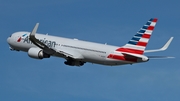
7,18,174,66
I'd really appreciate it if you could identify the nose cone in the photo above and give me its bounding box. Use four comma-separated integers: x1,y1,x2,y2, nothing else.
7,35,15,51
7,37,11,44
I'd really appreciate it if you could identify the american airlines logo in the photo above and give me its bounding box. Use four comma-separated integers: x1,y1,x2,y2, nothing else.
17,33,56,48
17,33,27,42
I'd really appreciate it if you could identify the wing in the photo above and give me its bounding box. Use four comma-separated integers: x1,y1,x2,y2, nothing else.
29,23,84,60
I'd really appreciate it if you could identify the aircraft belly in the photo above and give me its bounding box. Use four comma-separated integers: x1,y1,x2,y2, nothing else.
84,58,130,66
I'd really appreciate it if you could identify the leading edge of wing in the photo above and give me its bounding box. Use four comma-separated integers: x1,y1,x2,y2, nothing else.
144,37,174,53
29,23,84,60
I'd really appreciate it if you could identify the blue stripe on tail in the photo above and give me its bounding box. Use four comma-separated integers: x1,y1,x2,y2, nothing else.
128,41,137,45
126,18,157,46
132,37,140,41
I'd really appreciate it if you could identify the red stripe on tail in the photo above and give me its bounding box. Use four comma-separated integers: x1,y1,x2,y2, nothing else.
142,34,151,39
137,41,147,47
147,26,154,30
153,18,158,22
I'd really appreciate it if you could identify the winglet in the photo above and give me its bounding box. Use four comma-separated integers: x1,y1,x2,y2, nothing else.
145,37,174,53
30,23,39,37
29,23,45,49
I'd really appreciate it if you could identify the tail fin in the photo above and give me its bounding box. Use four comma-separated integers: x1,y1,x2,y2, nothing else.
116,18,158,55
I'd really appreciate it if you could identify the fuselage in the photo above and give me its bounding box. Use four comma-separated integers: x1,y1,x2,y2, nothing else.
7,18,173,66
7,31,135,66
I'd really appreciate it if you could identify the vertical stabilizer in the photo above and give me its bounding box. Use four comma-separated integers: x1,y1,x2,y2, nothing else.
116,18,158,55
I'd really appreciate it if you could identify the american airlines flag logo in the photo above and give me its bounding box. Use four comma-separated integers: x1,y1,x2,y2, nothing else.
17,33,27,42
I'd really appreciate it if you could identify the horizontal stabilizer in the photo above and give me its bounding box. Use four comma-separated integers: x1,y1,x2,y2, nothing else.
145,37,173,53
148,56,175,59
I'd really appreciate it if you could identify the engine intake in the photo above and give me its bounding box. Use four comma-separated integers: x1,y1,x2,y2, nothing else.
28,48,50,59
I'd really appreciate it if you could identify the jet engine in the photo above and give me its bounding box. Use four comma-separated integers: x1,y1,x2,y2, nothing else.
28,48,50,59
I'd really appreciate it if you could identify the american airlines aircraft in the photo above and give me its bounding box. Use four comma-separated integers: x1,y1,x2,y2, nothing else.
7,18,174,66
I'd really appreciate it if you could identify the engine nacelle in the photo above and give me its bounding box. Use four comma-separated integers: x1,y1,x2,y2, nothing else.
28,48,50,59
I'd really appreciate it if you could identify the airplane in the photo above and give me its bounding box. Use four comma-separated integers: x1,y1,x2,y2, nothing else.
7,18,174,66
